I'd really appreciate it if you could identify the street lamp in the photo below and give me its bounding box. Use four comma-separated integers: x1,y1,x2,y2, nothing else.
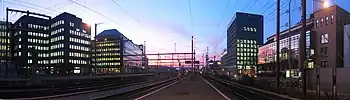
313,0,330,12
322,1,330,8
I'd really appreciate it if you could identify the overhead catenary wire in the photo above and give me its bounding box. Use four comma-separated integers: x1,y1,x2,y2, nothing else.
263,0,291,24
214,0,241,51
260,1,276,14
110,0,154,43
212,0,230,36
69,0,130,30
12,0,61,14
46,0,80,9
111,0,141,23
265,0,300,25
3,0,51,14
264,0,289,19
50,1,78,12
258,1,271,13
245,0,259,12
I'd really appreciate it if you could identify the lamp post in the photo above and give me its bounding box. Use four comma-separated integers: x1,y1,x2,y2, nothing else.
94,22,103,75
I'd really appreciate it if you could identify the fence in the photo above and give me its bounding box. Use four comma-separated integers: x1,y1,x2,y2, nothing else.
306,68,350,99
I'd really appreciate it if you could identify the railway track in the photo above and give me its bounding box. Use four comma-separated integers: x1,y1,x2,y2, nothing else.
0,75,171,99
91,78,177,100
203,75,299,100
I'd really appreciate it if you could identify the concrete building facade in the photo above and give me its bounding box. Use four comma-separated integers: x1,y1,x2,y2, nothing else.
312,5,350,68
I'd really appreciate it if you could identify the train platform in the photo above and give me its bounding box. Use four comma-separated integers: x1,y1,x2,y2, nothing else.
137,73,230,100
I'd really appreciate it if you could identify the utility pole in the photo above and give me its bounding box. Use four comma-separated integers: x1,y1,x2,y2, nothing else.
194,50,196,72
94,23,97,75
144,41,147,71
206,46,209,68
300,0,307,96
276,0,281,89
172,43,176,67
191,36,194,72
94,23,103,74
288,0,292,73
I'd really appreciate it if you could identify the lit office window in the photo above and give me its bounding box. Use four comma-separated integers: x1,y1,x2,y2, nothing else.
326,16,329,25
28,59,32,64
321,33,328,44
331,14,334,24
70,22,75,27
321,18,324,27
253,28,257,32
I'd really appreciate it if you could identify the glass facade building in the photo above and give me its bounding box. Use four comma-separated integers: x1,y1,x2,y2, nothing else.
258,20,314,74
93,29,143,74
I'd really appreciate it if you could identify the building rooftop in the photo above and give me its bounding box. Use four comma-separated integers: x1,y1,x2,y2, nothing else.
227,12,263,28
96,29,122,38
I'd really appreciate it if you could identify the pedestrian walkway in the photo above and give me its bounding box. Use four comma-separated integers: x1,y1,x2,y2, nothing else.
138,73,229,100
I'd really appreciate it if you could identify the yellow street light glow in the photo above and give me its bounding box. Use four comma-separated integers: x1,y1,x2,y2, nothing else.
323,1,330,8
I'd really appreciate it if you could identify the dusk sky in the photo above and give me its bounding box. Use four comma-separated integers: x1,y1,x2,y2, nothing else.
1,0,349,61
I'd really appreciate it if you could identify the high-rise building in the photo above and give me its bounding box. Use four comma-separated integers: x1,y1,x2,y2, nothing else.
227,12,263,73
93,29,142,74
12,15,50,76
50,12,92,75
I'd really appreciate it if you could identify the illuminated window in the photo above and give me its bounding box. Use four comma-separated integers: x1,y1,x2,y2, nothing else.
326,16,329,25
321,18,324,27
321,33,328,44
254,28,257,32
331,14,334,24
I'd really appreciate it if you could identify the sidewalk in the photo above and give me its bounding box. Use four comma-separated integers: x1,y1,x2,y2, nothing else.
140,74,228,100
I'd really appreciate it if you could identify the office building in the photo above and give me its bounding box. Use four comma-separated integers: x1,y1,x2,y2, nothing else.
258,5,350,73
258,20,314,76
0,21,11,76
93,29,142,74
220,49,228,66
227,12,263,73
50,12,92,75
11,12,91,76
312,5,350,68
12,15,50,76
